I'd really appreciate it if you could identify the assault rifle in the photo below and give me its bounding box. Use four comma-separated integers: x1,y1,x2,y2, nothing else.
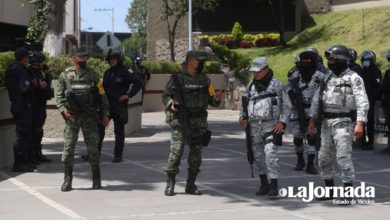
242,96,254,178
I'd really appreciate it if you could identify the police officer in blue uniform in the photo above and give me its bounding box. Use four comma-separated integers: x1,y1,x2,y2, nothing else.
103,48,142,162
4,47,36,172
29,52,53,164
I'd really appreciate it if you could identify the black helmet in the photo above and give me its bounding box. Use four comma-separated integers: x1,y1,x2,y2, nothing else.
106,47,124,62
348,48,357,62
360,50,376,62
306,47,319,56
299,50,318,61
324,45,350,62
29,51,44,64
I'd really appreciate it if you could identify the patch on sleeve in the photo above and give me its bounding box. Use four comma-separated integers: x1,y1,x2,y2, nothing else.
209,83,216,96
97,79,105,95
354,77,362,87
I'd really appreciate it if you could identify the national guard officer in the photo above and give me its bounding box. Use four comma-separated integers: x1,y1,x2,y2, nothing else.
102,48,142,163
4,47,36,172
308,45,369,200
286,50,324,175
134,56,151,104
56,48,110,191
381,50,390,153
29,52,53,164
239,57,292,196
162,51,222,196
348,48,363,77
360,50,382,150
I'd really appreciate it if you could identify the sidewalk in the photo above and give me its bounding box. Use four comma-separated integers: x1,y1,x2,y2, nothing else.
332,0,390,12
1,110,390,220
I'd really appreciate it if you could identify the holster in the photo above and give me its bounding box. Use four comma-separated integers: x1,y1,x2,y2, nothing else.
202,130,212,147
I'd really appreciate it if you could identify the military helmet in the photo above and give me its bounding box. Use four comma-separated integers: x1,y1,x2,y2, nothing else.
299,50,318,60
360,50,376,62
324,45,350,62
306,47,319,56
106,47,124,62
348,48,358,62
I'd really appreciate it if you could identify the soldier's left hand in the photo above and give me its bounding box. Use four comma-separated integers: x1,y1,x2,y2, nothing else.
118,94,129,102
214,90,223,102
102,116,110,127
354,121,364,139
273,122,285,134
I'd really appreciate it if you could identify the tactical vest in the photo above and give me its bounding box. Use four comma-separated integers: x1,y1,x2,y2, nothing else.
4,62,31,103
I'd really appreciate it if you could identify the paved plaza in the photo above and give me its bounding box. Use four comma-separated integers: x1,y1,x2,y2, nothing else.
1,110,390,220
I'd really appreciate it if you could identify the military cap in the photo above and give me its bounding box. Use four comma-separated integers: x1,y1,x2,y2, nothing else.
249,57,268,72
72,47,89,56
14,47,30,60
185,50,208,61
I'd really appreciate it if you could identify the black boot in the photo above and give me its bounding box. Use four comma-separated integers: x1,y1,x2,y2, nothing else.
112,156,123,163
36,145,52,163
13,152,34,172
338,182,353,205
28,149,40,166
164,173,176,196
256,174,269,196
61,167,73,192
92,166,102,189
80,154,89,162
268,179,278,196
306,154,318,175
317,179,334,201
294,152,305,171
185,172,201,195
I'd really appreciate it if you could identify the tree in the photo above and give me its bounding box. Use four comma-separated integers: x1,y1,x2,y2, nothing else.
26,0,67,56
125,0,148,58
125,0,148,37
161,0,219,61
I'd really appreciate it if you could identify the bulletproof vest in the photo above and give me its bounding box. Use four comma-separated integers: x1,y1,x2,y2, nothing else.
4,62,29,102
177,71,210,116
63,68,99,108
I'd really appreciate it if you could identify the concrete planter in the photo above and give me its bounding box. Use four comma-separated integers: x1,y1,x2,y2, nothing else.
0,87,15,168
143,74,226,112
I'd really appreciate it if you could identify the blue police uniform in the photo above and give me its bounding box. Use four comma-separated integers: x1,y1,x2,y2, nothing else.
103,64,142,161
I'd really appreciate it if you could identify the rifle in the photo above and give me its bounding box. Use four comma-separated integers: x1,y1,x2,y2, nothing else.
172,74,192,146
242,96,254,178
290,77,307,136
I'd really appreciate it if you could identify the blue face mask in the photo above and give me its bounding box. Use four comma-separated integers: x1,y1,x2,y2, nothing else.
387,62,390,68
362,60,371,68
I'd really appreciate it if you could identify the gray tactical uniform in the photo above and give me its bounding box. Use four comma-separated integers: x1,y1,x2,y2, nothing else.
310,68,369,183
286,70,324,154
240,78,292,179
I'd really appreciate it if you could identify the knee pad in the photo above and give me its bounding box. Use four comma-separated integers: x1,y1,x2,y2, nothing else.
293,138,303,147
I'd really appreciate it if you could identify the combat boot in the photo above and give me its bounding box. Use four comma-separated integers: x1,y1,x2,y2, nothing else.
268,179,278,196
92,166,102,189
164,173,176,196
61,167,73,192
306,154,318,175
338,182,353,205
185,172,202,195
256,174,269,195
317,179,334,201
80,154,89,162
27,149,40,165
13,153,34,173
112,156,123,163
294,152,305,171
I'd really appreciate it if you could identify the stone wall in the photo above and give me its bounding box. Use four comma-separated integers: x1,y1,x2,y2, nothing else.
302,0,331,14
223,68,246,111
147,0,188,61
155,38,200,61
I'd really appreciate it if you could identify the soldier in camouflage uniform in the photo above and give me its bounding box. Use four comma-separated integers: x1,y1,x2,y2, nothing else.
286,50,324,175
162,51,222,196
239,57,292,196
308,45,369,200
56,48,110,192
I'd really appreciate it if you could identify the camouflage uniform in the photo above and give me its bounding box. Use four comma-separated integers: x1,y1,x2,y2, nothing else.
286,70,324,155
310,69,369,183
240,76,292,179
56,67,109,168
162,69,220,175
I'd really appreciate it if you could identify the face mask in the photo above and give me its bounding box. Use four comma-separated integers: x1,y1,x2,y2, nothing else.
196,61,204,73
362,60,371,68
328,62,348,76
77,61,87,69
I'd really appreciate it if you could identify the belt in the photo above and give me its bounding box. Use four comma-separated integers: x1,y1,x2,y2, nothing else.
323,112,354,119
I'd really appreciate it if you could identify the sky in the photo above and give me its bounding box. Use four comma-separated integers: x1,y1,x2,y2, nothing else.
80,0,133,33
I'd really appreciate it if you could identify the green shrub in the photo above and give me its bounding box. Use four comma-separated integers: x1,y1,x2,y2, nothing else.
204,61,222,74
143,60,181,74
0,52,15,87
232,22,244,45
46,56,73,79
